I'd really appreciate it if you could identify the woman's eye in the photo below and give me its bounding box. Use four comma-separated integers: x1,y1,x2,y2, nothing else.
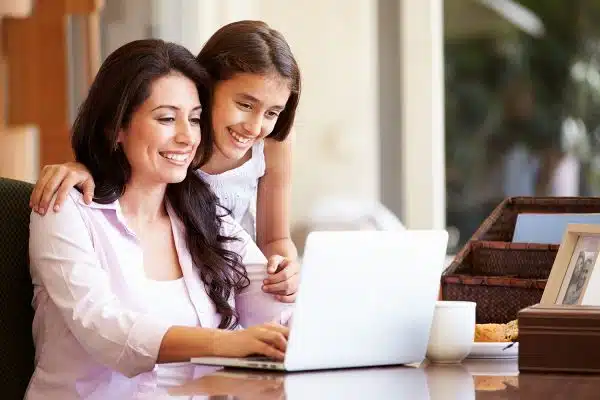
158,117,175,123
266,111,280,119
190,118,201,125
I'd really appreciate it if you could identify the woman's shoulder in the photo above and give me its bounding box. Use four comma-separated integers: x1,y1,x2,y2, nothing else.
29,189,92,235
66,189,119,212
36,188,84,216
32,189,117,226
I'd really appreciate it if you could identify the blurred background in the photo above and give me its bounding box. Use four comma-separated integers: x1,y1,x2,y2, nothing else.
3,0,600,256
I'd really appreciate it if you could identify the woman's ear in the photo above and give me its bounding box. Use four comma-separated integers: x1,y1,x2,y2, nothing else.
116,128,125,144
114,128,126,151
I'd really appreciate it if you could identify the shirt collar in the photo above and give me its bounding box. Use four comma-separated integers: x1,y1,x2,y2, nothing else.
72,188,185,237
72,190,119,210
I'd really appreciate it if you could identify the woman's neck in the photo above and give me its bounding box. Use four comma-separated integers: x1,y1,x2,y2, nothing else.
119,180,168,223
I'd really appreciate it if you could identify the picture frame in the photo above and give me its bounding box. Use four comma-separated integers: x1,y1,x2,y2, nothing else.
541,224,600,306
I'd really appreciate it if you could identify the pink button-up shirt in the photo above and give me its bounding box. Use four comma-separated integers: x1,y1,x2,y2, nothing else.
26,189,292,399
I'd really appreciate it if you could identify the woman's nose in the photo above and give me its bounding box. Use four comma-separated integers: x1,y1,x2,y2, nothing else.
175,119,199,144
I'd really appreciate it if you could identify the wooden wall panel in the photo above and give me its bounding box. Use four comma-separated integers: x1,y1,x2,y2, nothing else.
4,4,70,166
0,0,33,18
2,0,103,168
0,125,38,182
65,0,104,14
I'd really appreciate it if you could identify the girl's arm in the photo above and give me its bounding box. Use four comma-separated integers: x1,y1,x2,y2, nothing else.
255,135,301,302
256,135,298,261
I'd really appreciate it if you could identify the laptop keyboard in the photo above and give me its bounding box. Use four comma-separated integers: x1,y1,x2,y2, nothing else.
245,356,277,362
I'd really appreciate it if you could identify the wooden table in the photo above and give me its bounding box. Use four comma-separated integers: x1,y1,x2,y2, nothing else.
90,359,600,399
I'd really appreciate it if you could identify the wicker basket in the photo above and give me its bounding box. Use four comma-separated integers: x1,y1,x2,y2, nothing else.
442,196,600,324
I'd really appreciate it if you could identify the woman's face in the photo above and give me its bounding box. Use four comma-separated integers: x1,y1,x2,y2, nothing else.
118,72,202,185
210,72,291,164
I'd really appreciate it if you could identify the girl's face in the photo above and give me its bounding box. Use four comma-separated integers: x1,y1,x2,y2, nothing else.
210,72,291,167
118,73,202,186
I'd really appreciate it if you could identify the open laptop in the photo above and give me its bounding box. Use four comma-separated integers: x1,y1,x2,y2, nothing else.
191,229,448,371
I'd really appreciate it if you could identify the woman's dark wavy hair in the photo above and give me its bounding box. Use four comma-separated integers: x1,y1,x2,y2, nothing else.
71,39,249,329
195,20,301,166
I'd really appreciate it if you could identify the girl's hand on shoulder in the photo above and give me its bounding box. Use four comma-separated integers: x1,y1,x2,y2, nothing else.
30,162,94,214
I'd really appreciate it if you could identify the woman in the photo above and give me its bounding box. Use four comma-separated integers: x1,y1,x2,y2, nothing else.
29,21,301,302
27,39,292,399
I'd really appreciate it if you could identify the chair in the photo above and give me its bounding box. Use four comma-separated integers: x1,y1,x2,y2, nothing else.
0,177,35,399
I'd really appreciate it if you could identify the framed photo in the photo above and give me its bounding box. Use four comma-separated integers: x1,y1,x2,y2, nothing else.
541,224,600,306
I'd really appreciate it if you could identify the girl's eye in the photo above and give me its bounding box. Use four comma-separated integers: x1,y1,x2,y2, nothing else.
266,111,280,119
190,118,201,125
237,102,252,110
158,117,175,123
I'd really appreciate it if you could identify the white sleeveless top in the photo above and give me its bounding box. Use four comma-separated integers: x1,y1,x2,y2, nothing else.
143,277,199,327
142,277,199,386
196,140,266,240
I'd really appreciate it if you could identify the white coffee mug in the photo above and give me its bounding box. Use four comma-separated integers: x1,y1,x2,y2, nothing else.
426,301,476,363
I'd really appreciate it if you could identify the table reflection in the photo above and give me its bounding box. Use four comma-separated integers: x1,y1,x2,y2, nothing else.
169,365,429,399
168,359,519,399
73,358,600,399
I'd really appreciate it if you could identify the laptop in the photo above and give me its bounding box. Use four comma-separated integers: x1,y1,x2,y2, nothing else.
191,229,448,371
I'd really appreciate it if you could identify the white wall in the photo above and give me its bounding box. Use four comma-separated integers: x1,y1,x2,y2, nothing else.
399,0,446,229
258,0,380,224
101,0,153,56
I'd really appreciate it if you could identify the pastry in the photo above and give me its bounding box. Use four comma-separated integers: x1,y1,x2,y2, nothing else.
474,319,518,342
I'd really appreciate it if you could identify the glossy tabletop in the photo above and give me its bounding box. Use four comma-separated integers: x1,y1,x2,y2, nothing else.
85,358,600,399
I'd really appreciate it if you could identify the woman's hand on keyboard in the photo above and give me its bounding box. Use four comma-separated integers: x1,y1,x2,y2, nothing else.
215,322,289,360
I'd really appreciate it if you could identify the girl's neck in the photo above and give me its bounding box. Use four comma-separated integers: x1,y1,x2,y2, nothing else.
200,147,253,175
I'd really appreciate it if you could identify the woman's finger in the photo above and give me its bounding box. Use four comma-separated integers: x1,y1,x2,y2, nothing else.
255,340,285,361
262,323,290,337
260,329,287,352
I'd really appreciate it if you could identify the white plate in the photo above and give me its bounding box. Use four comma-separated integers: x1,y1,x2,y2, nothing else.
467,342,518,359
